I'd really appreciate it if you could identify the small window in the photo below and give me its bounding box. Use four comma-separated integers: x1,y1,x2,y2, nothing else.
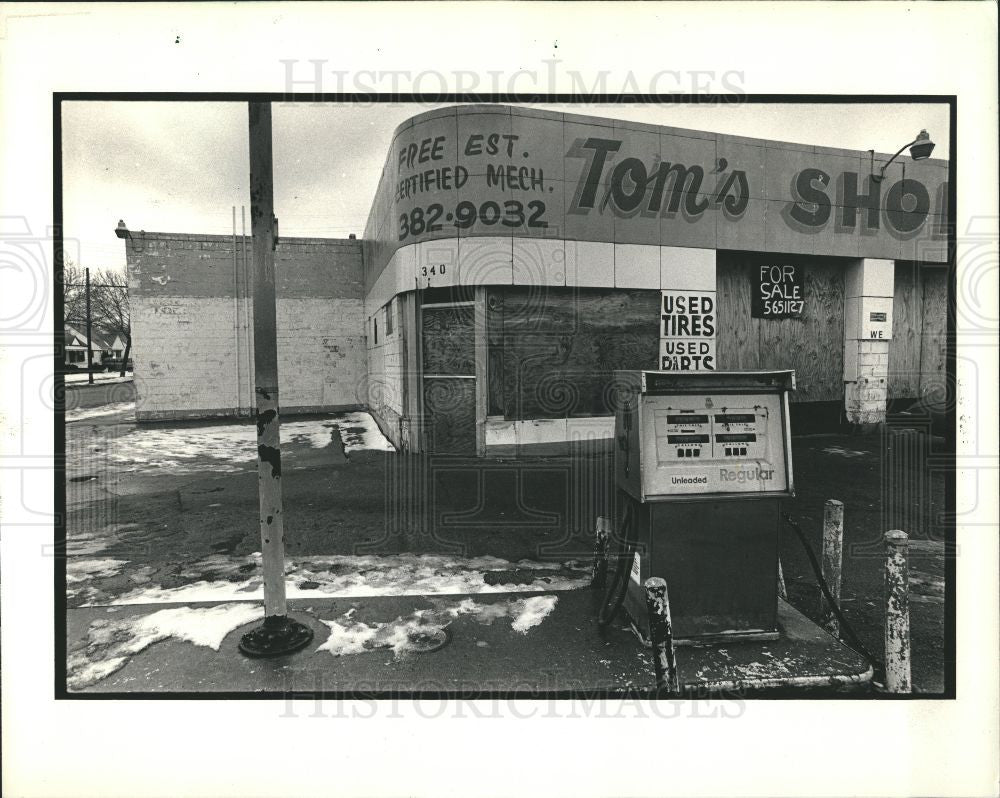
384,300,394,336
373,317,379,345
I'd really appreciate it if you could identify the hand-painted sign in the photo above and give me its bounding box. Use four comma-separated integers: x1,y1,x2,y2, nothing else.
752,264,805,319
660,290,716,371
364,106,949,290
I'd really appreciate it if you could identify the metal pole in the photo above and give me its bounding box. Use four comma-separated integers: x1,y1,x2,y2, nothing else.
232,206,241,414
820,499,844,635
644,577,680,694
238,101,312,658
85,267,94,384
242,205,253,413
884,529,912,693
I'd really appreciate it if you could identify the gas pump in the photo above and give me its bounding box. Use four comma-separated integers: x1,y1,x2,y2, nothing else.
600,370,796,644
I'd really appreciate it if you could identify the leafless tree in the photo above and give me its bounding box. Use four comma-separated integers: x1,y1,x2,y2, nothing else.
89,267,131,377
62,259,131,376
62,258,88,329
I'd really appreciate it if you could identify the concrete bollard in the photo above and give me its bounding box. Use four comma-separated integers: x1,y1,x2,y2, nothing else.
591,516,611,589
644,577,680,694
884,529,912,693
820,499,844,635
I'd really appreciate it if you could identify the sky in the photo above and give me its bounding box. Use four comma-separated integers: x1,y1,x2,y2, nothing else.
60,100,951,272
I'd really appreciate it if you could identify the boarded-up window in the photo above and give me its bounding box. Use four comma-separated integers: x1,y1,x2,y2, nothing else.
487,287,659,420
422,304,475,375
887,265,948,403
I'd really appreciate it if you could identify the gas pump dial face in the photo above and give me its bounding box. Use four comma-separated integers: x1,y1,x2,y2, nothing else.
643,394,787,496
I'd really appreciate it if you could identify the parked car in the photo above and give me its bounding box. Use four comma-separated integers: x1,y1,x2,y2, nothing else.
101,357,133,372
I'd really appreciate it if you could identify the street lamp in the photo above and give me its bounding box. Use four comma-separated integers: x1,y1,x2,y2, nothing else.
870,130,936,183
114,219,144,252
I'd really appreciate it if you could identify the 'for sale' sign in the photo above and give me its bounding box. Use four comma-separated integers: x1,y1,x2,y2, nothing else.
752,263,805,319
659,290,716,371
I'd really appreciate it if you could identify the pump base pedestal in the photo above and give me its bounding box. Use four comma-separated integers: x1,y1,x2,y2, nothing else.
668,598,873,693
238,614,314,658
628,621,779,648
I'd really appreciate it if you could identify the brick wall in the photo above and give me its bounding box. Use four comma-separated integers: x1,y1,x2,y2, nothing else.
843,259,894,426
126,232,366,421
845,339,891,425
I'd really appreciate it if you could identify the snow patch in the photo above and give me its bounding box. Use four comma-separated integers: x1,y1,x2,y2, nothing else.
67,558,128,584
67,603,261,689
65,402,135,423
88,412,394,474
66,523,144,557
335,412,396,452
316,595,559,659
821,445,869,459
95,553,590,606
64,372,133,385
510,595,559,632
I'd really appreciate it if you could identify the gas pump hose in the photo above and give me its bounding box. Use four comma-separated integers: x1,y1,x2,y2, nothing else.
782,513,886,683
596,500,637,628
595,507,886,681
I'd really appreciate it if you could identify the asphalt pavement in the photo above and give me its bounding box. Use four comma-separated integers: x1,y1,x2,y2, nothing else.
62,397,948,695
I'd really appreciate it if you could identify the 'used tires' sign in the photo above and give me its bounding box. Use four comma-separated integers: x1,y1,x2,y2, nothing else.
752,264,805,319
660,290,716,371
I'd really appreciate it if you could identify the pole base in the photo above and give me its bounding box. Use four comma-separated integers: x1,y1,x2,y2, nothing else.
238,614,314,658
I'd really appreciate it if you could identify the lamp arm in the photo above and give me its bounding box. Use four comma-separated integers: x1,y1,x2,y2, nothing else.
873,138,919,183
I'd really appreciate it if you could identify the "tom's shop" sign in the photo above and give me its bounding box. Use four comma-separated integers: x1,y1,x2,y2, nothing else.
366,106,949,283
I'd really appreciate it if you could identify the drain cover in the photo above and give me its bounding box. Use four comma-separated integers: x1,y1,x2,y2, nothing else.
362,625,452,654
406,626,451,654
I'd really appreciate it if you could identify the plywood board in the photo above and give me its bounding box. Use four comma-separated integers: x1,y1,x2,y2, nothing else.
716,260,761,371
496,288,659,419
888,262,923,400
422,377,477,453
759,260,844,403
919,268,949,401
421,304,476,375
717,256,844,403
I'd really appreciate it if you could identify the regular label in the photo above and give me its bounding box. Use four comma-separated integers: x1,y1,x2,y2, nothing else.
630,552,642,585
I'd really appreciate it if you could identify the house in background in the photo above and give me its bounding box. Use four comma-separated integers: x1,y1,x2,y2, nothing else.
99,331,127,361
64,326,89,366
63,324,116,367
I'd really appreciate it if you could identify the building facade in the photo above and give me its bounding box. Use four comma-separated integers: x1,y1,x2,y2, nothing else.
361,105,949,454
125,233,366,421
124,105,950,451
